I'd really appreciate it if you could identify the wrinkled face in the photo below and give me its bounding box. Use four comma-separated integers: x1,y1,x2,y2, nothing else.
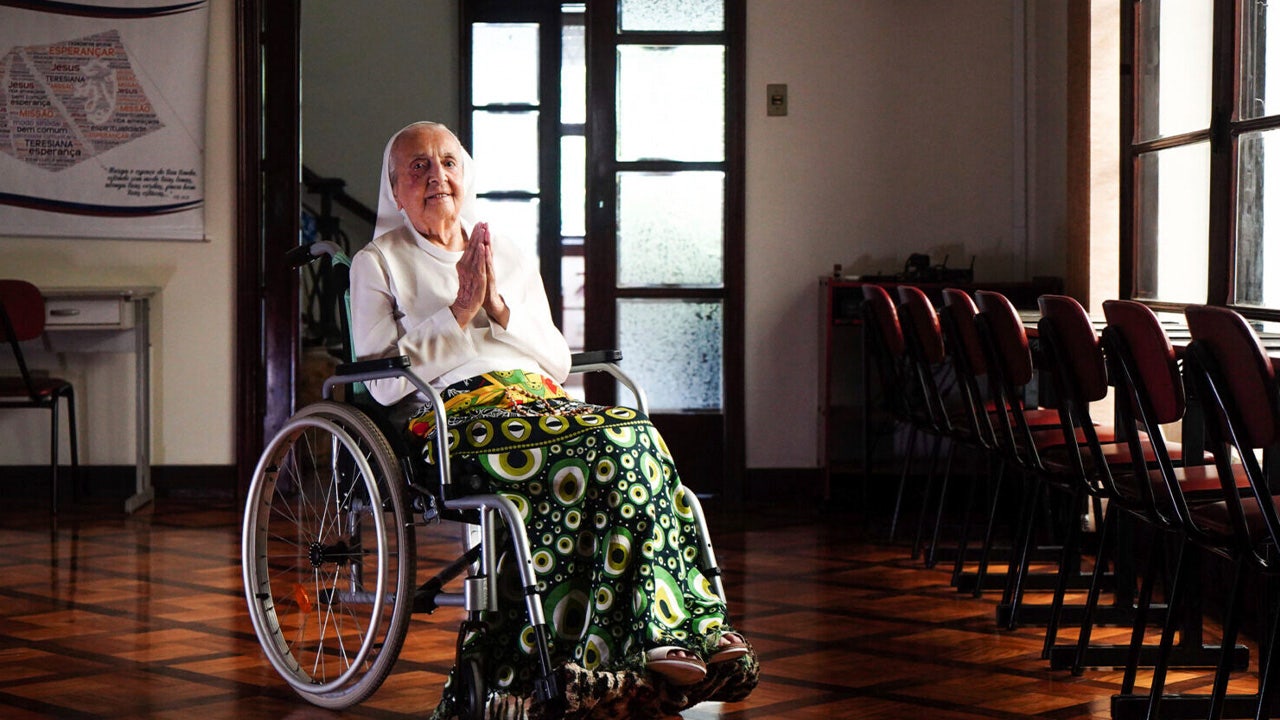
389,125,465,238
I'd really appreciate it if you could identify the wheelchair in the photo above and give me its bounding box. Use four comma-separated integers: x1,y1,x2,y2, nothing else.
241,241,728,716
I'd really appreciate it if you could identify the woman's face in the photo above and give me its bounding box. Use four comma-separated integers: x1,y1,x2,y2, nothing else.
390,125,466,240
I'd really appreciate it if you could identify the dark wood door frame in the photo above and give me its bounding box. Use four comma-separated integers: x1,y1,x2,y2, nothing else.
234,0,301,495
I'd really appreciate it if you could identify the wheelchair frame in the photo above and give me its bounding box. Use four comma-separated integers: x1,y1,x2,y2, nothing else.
241,241,726,715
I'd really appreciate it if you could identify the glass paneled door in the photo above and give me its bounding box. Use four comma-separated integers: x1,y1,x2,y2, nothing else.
464,0,743,498
586,0,743,497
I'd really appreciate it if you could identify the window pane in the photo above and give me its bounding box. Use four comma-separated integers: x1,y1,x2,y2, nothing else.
561,252,585,352
1135,0,1212,141
617,299,722,411
617,171,723,287
619,0,723,32
472,23,539,106
561,136,585,237
561,17,586,124
1240,0,1280,120
473,198,539,260
1235,129,1280,305
472,111,539,193
1133,142,1210,303
617,45,723,161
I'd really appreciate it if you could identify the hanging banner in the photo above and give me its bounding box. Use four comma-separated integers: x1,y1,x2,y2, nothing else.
0,0,209,241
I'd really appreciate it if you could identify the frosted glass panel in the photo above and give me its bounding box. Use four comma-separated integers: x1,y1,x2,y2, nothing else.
618,300,722,411
619,0,723,32
562,253,585,352
473,198,539,260
617,45,723,161
617,171,723,287
472,23,539,106
472,111,539,193
561,21,586,124
561,136,585,237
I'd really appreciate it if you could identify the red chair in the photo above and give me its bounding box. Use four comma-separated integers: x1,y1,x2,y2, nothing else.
0,279,79,513
861,284,937,542
977,291,1137,632
1098,300,1251,713
974,289,1082,630
896,285,988,566
1176,304,1280,720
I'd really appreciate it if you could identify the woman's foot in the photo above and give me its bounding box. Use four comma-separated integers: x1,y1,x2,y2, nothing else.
646,646,707,685
708,631,749,665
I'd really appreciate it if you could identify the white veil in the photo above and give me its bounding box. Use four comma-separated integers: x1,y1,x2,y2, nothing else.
373,121,479,240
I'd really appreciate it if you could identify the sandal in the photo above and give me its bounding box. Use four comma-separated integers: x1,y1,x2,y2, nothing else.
645,646,707,685
708,631,749,665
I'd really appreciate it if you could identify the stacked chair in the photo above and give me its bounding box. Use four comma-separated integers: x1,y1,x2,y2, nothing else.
1162,303,1280,720
855,283,1280,719
895,285,994,567
860,284,944,546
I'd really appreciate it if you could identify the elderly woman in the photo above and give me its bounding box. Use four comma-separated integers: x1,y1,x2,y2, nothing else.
349,121,756,719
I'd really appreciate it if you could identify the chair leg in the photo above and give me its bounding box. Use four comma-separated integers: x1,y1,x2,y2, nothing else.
924,439,958,568
1122,539,1172,694
887,424,918,543
972,457,1007,598
1256,580,1280,720
1206,563,1246,720
912,433,945,561
1067,500,1118,672
951,451,986,585
1042,486,1086,659
49,401,59,514
65,387,80,502
1002,474,1043,630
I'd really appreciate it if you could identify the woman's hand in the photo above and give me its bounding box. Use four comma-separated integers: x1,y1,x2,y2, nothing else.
451,223,488,327
478,224,510,328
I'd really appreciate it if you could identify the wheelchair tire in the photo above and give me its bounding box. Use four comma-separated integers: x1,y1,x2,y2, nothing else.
456,657,486,720
242,401,416,709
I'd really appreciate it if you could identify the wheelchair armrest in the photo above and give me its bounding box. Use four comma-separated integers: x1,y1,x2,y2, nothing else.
570,350,622,369
335,355,411,377
567,349,648,415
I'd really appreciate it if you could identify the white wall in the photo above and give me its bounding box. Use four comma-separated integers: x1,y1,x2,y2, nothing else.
0,0,236,466
744,0,1067,467
0,0,1069,476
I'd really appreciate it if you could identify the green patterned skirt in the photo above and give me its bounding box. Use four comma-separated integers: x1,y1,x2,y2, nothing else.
408,370,757,718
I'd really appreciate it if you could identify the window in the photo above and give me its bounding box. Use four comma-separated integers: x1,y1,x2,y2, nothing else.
1123,0,1280,313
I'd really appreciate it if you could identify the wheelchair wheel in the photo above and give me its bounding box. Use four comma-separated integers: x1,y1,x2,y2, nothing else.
242,400,416,709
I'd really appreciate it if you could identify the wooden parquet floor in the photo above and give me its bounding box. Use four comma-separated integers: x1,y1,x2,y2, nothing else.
0,490,1264,719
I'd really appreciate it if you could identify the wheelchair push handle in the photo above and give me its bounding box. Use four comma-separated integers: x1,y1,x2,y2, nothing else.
287,240,347,268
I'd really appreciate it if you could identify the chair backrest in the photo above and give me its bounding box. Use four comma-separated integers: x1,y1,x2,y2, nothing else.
0,279,46,401
974,290,1035,387
1101,300,1185,425
861,284,905,359
896,286,945,365
1100,299,1189,525
1035,294,1120,495
1184,304,1280,451
0,280,46,342
941,288,986,376
1184,304,1280,560
1037,294,1108,404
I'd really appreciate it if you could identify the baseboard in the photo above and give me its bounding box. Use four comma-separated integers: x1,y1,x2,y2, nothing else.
0,464,237,504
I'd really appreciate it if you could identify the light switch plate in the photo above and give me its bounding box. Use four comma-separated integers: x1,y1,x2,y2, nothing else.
767,83,787,116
